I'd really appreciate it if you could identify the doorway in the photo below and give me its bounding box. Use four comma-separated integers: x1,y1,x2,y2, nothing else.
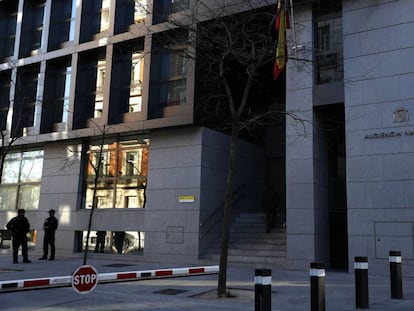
314,103,348,269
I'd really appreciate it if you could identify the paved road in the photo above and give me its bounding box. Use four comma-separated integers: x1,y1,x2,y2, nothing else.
1,254,414,310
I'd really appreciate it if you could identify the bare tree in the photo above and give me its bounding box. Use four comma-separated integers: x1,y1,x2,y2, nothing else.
152,1,294,296
63,122,111,265
82,124,107,265
195,8,279,297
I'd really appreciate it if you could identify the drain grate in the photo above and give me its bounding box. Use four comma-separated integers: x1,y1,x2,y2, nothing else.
102,263,134,268
154,288,189,295
0,269,24,272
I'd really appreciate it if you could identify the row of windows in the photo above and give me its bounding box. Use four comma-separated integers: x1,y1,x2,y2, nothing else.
0,32,188,136
0,0,188,61
0,138,149,211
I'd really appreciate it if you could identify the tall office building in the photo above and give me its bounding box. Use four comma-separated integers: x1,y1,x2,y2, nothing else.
0,0,270,264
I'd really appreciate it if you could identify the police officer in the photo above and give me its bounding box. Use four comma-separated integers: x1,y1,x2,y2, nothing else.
6,209,31,264
39,209,58,261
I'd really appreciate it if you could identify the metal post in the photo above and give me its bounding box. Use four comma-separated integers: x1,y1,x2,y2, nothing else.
254,269,272,311
354,256,369,309
389,251,403,299
310,262,325,311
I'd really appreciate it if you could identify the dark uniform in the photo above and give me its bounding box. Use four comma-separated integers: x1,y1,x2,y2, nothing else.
95,231,106,253
39,209,58,260
114,231,125,254
6,209,31,264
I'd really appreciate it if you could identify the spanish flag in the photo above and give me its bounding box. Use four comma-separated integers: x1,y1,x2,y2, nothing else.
273,0,290,80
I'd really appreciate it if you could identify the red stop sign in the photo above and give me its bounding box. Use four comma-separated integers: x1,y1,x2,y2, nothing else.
72,265,98,294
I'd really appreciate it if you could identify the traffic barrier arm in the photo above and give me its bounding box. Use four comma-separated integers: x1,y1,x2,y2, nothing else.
0,265,219,293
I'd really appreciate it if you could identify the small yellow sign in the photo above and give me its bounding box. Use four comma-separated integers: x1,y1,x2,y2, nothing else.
178,195,195,203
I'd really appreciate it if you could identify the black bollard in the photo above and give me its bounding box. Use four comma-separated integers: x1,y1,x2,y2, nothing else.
389,251,403,299
354,256,369,309
310,262,325,311
254,269,272,311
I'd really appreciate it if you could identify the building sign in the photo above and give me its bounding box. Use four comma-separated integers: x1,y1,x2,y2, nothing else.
178,195,195,203
365,130,414,139
393,108,409,123
365,108,411,139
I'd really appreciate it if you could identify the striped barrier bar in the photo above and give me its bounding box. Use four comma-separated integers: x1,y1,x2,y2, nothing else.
0,265,219,293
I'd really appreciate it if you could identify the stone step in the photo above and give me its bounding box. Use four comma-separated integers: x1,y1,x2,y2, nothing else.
237,237,286,245
227,248,286,257
204,254,287,266
237,213,266,218
235,243,286,251
230,226,268,233
209,243,286,252
229,232,286,239
232,216,266,223
203,212,287,267
209,248,286,258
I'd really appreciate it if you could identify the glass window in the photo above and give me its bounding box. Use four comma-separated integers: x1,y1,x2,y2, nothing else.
150,36,188,108
31,1,46,54
85,139,149,209
1,229,37,250
77,230,145,255
94,60,106,118
0,187,17,211
152,0,189,24
0,3,17,60
134,0,147,23
68,0,77,41
18,185,41,210
62,66,72,123
0,150,44,211
315,17,343,84
129,52,144,112
100,0,111,32
13,64,41,134
166,79,186,106
2,159,20,184
21,153,43,182
0,70,11,130
48,0,77,51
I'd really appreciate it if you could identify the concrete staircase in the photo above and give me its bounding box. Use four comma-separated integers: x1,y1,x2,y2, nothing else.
203,213,287,267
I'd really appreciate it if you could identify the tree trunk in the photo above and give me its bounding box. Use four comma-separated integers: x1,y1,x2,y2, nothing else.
217,120,239,297
82,174,99,265
0,153,5,183
83,129,106,265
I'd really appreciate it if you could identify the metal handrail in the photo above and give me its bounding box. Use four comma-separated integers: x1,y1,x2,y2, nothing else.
199,183,246,239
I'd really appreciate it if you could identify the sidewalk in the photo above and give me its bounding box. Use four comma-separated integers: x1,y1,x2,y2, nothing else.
1,253,414,310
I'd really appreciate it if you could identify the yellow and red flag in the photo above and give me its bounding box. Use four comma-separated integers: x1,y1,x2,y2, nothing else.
273,0,290,80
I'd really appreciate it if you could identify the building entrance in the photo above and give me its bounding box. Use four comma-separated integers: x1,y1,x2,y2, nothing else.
315,103,348,270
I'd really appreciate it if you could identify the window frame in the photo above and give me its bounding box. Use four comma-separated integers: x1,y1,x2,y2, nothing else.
84,138,149,209
0,150,44,211
314,14,343,85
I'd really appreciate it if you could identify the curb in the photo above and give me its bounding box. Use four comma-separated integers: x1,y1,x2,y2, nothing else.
0,265,219,293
